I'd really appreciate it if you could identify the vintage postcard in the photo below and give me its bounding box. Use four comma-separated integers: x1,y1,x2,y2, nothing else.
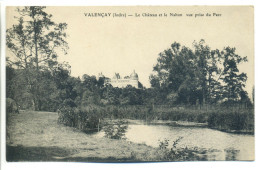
4,6,254,163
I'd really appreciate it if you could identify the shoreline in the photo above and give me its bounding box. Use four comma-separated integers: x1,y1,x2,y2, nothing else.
6,111,254,162
6,111,160,162
126,119,254,135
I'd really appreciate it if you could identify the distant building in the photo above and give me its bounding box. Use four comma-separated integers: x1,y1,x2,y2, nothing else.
99,70,140,88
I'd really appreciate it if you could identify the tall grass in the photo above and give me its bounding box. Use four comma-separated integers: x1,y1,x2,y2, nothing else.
150,107,209,123
58,104,254,134
101,105,149,119
207,109,254,133
58,106,102,133
151,106,254,133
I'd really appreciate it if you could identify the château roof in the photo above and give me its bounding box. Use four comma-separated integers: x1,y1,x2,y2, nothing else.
130,70,138,80
113,73,121,79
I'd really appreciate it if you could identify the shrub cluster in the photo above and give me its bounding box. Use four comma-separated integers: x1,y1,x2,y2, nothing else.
58,105,130,138
103,120,128,139
152,107,209,123
133,137,212,161
6,98,19,114
58,105,102,133
102,105,150,119
58,104,254,134
157,137,195,161
207,109,254,133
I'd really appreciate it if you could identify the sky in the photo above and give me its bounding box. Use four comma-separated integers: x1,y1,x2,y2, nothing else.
6,6,254,96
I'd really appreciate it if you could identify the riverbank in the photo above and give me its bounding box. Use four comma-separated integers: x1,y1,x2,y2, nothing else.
6,111,254,162
6,111,158,162
127,119,253,135
78,105,254,134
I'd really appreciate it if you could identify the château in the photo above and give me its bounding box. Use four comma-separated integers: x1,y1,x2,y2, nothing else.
98,70,140,88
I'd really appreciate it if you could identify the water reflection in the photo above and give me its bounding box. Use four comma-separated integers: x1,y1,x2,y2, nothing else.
94,122,254,161
224,148,240,161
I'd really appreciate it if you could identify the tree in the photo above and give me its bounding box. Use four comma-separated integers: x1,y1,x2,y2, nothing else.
193,40,221,105
6,66,16,99
6,6,68,110
150,40,249,105
219,47,248,103
50,62,79,109
7,7,68,70
151,42,201,104
252,86,255,106
102,84,120,105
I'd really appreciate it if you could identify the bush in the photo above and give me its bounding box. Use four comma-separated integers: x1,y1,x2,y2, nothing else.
58,104,254,135
158,137,189,161
102,105,149,120
207,109,254,132
103,120,128,139
155,137,215,161
58,105,102,133
6,98,19,114
58,106,75,127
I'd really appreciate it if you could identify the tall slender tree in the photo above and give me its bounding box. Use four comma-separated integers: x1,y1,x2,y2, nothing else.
219,47,248,103
6,6,68,110
193,40,221,105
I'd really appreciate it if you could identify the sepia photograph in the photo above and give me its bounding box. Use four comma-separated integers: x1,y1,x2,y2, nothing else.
4,5,254,163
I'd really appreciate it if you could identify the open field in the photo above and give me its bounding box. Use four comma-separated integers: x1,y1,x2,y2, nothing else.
6,111,160,162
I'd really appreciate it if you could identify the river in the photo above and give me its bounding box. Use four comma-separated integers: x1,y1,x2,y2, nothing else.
93,121,254,161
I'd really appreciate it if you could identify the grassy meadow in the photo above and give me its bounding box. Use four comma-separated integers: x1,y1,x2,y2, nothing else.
6,111,157,162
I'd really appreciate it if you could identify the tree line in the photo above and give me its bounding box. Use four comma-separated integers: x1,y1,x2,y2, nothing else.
150,40,252,107
6,7,252,113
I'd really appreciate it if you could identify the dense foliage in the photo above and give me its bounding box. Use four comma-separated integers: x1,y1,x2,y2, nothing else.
6,6,68,111
150,40,251,106
103,120,128,139
207,109,254,132
57,106,102,133
6,7,253,135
